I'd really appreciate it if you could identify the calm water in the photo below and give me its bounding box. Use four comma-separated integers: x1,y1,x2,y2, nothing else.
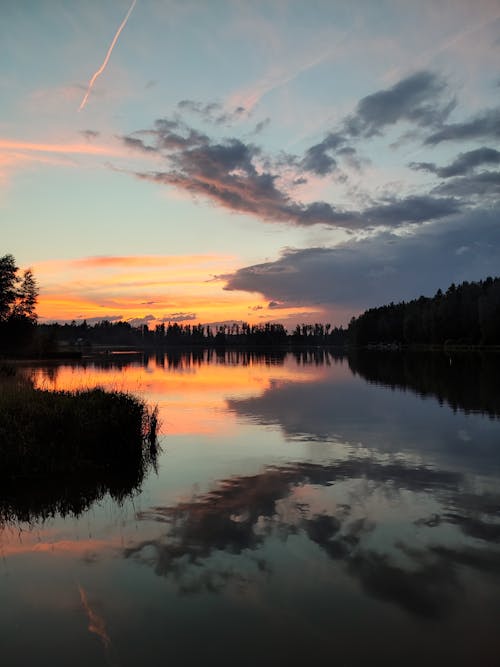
2,350,500,666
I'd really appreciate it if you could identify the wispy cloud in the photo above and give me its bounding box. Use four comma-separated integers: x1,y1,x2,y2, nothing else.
33,253,278,325
425,107,500,145
0,138,121,156
71,253,232,269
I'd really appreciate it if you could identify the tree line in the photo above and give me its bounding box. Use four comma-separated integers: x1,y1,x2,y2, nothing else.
38,319,345,348
3,250,500,352
348,277,500,346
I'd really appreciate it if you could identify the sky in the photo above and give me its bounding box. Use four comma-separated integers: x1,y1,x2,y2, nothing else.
2,0,500,328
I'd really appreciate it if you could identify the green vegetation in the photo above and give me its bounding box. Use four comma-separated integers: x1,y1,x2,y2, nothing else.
0,367,158,524
0,254,39,352
39,319,346,348
0,370,157,479
348,277,500,346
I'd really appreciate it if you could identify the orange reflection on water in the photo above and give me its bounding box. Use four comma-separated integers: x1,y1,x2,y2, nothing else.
0,534,122,559
78,585,112,654
32,355,329,435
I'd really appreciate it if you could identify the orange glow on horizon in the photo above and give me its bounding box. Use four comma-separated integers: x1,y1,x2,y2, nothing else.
32,253,318,326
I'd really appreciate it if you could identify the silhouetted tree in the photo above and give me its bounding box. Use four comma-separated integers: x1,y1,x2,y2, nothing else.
348,276,500,346
14,268,39,321
0,254,39,350
0,254,18,321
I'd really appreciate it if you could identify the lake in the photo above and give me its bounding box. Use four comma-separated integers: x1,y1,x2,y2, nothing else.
1,349,500,666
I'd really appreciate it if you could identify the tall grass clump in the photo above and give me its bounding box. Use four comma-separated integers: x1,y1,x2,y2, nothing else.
0,368,158,523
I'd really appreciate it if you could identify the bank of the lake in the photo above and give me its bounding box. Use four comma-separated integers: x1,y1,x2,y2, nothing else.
0,368,157,482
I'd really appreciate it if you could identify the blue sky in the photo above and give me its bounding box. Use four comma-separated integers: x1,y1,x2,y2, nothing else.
1,0,499,325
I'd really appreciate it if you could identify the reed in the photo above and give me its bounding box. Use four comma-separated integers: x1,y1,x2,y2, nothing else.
0,369,158,482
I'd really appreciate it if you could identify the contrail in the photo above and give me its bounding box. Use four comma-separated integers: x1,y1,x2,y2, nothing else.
79,0,137,111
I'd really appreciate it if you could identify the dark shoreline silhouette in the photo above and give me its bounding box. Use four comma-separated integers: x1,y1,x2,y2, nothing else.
0,369,158,525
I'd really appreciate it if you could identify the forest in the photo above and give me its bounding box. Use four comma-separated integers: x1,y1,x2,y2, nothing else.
2,251,500,351
347,276,500,346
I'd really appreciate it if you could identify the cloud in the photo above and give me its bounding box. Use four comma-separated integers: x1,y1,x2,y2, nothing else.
122,135,158,153
0,138,120,157
76,315,123,324
425,107,500,145
123,119,461,231
222,207,500,311
177,99,246,125
345,71,454,138
125,123,363,228
81,130,100,141
161,312,197,323
410,147,500,177
71,254,225,269
120,71,497,234
127,314,156,327
363,195,461,225
299,71,454,177
301,132,343,175
251,118,271,135
433,170,500,197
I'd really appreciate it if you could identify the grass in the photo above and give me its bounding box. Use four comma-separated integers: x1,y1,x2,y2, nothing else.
0,366,158,523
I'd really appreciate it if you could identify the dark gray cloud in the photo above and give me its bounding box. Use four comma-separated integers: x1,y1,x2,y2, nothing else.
345,71,454,138
126,120,460,230
161,312,197,323
66,314,122,324
301,132,344,175
410,147,500,177
251,118,271,135
123,69,482,232
127,314,156,327
363,195,461,225
81,129,100,141
222,207,500,310
177,99,246,125
432,170,500,198
122,135,158,153
425,107,500,145
300,135,363,176
125,122,365,228
298,71,457,178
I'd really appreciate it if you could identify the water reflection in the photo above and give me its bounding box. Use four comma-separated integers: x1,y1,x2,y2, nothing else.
31,348,500,418
125,454,500,620
348,349,500,417
3,350,500,666
228,352,500,475
0,441,158,526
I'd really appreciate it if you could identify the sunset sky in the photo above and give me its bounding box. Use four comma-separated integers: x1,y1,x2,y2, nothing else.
2,0,500,327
